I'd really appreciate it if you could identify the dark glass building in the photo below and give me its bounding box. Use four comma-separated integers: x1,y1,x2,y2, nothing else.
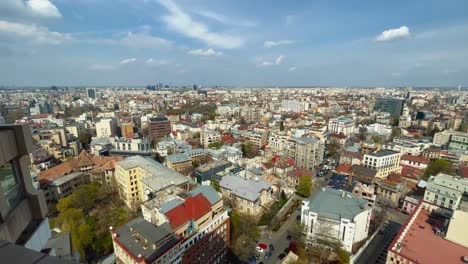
373,98,404,117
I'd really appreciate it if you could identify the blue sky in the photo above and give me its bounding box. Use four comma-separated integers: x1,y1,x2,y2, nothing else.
0,0,467,87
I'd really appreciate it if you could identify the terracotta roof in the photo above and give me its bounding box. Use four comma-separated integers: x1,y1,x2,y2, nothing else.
401,155,430,164
336,164,352,174
164,193,212,230
401,165,424,180
288,168,313,179
330,133,347,139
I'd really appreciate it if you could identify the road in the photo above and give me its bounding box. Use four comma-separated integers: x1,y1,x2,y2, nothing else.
355,221,401,264
253,174,331,264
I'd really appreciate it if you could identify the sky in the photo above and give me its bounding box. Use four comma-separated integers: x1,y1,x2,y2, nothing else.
0,0,468,87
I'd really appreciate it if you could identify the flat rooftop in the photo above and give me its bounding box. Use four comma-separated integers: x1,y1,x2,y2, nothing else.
389,205,468,264
367,149,399,157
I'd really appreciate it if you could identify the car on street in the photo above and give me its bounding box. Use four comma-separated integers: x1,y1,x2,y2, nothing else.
269,244,274,251
248,256,257,263
255,246,264,253
278,253,286,260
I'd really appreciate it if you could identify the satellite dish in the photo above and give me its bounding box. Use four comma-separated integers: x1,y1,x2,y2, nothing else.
144,189,151,195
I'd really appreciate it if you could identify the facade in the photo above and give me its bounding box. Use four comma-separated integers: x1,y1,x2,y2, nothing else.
281,99,302,112
449,133,468,152
383,141,421,156
375,179,404,207
86,87,97,99
399,154,430,170
200,129,221,148
328,117,355,136
294,137,324,170
121,122,134,138
352,183,376,208
301,188,371,253
363,150,401,179
195,160,233,184
402,196,420,214
115,156,193,210
373,98,404,116
115,186,230,264
219,174,272,216
46,172,91,202
148,117,171,140
110,137,152,157
423,173,468,212
96,118,118,138
165,153,193,176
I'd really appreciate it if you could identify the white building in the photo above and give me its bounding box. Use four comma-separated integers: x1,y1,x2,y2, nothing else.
281,99,303,113
424,173,468,213
95,118,117,137
200,129,221,148
363,149,401,179
328,117,355,136
301,188,371,253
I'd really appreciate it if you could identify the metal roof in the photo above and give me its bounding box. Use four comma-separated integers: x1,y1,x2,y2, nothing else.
309,187,368,221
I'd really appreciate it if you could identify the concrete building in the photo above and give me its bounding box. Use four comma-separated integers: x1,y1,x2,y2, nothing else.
200,129,221,148
96,118,118,138
219,175,272,216
0,124,75,263
301,188,371,253
383,141,421,156
148,116,171,140
281,99,302,112
110,137,152,157
400,155,430,170
449,133,468,152
115,156,193,210
352,183,376,208
424,173,468,213
120,122,134,138
165,153,193,176
294,137,324,170
363,150,401,179
373,97,404,117
402,196,420,214
328,117,355,136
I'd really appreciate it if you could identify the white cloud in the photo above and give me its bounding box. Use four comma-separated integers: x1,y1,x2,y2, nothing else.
197,10,256,27
264,40,294,48
157,0,244,49
27,0,61,18
258,55,285,67
288,66,296,72
188,48,222,57
120,32,171,49
0,20,71,44
376,26,410,42
146,58,169,65
0,0,61,18
120,58,137,64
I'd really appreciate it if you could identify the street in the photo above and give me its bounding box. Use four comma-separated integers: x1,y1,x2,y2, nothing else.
355,221,401,264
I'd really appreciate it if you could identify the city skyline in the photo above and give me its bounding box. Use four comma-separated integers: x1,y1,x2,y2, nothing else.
1,0,468,87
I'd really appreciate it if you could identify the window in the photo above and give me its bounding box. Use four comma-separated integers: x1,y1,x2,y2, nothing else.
0,161,23,213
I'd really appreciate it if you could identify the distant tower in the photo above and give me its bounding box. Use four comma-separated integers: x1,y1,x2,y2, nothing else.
86,88,97,99
458,85,461,92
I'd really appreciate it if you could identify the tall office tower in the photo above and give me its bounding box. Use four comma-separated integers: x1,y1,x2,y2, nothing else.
148,116,171,140
373,98,404,117
86,87,97,99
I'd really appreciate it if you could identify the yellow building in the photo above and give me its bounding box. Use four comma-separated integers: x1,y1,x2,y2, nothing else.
115,156,193,210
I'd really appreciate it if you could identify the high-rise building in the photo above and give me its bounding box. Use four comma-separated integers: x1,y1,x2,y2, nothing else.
373,98,404,117
294,137,324,171
0,124,75,263
96,118,118,138
148,116,171,140
86,88,97,99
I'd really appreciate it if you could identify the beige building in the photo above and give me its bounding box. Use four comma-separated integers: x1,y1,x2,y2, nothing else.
363,149,401,179
115,156,193,210
445,210,468,248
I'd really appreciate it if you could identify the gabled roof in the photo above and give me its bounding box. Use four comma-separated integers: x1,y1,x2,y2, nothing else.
164,193,212,230
76,150,95,168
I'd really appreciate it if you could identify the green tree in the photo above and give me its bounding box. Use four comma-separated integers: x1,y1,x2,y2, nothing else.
372,135,384,144
78,130,92,146
5,110,24,123
390,127,401,140
297,175,312,197
208,141,223,149
424,159,455,180
326,143,340,158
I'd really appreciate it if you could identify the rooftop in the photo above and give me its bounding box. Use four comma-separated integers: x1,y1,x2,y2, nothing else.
309,187,368,221
164,193,212,230
114,218,179,262
166,153,191,164
219,174,272,202
117,156,193,192
367,149,399,157
389,204,468,264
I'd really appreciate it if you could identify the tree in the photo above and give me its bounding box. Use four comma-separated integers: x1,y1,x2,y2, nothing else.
326,143,340,158
391,116,400,126
424,159,455,180
78,130,92,147
390,127,401,140
297,176,312,197
208,141,223,149
5,110,24,123
372,135,384,144
230,211,259,261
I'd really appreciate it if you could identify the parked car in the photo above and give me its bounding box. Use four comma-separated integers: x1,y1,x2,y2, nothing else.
256,246,264,253
269,244,274,251
278,253,286,260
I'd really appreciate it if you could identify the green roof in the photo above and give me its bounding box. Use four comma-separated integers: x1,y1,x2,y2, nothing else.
309,187,368,221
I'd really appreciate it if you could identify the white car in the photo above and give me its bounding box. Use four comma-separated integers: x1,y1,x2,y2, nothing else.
256,246,264,253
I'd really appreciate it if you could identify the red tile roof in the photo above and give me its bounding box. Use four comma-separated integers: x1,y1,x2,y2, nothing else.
287,168,313,179
389,205,468,264
401,165,424,180
164,193,212,230
335,164,352,174
401,154,430,164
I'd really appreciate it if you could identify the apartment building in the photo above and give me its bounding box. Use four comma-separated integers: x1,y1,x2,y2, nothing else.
424,173,468,213
301,188,371,253
96,118,118,137
200,129,221,148
165,153,193,176
114,186,229,264
115,156,193,210
400,154,430,170
148,116,171,140
328,117,355,136
363,150,401,179
120,122,134,138
294,137,324,170
219,175,272,216
352,183,376,208
109,137,152,157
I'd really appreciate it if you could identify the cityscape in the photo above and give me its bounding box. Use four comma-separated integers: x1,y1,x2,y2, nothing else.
1,1,468,264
